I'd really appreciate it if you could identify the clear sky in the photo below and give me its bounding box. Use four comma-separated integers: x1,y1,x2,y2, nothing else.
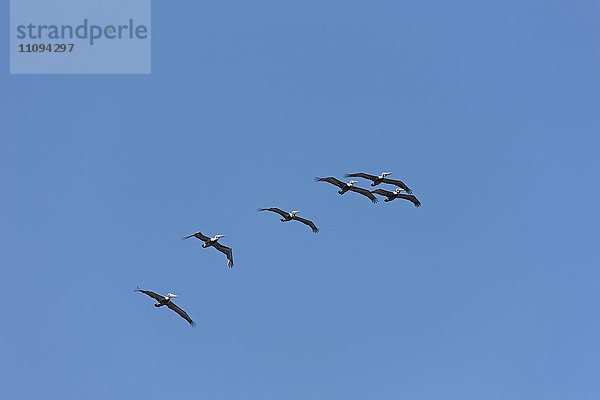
2,1,599,399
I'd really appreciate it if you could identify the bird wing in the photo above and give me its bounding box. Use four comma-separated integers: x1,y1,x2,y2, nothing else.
371,188,395,197
167,301,196,327
349,186,379,203
214,242,234,268
293,216,319,233
396,194,421,207
315,176,346,189
258,207,288,217
345,172,379,181
181,231,211,241
134,287,164,302
381,178,413,194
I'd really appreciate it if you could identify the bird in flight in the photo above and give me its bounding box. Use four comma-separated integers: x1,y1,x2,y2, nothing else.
258,207,319,233
182,231,234,268
372,188,421,207
134,287,196,327
315,177,378,203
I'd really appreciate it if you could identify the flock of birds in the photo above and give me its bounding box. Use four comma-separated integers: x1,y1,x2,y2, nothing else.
135,171,421,326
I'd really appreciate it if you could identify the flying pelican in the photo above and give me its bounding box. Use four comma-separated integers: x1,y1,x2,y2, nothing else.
258,208,319,233
134,287,196,327
181,232,234,268
315,177,378,203
345,172,413,193
372,188,421,207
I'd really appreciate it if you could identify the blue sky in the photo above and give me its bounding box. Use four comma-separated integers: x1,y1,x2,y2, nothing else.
2,1,599,398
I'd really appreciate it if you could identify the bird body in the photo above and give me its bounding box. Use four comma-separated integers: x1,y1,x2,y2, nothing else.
280,211,297,222
338,180,358,195
258,208,319,232
182,232,234,268
134,288,196,327
345,172,412,194
201,234,226,248
315,177,378,203
151,292,178,307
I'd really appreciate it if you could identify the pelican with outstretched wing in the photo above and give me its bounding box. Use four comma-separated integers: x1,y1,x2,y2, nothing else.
182,231,234,268
134,287,196,327
258,208,319,233
315,177,378,203
372,188,421,207
345,172,412,193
